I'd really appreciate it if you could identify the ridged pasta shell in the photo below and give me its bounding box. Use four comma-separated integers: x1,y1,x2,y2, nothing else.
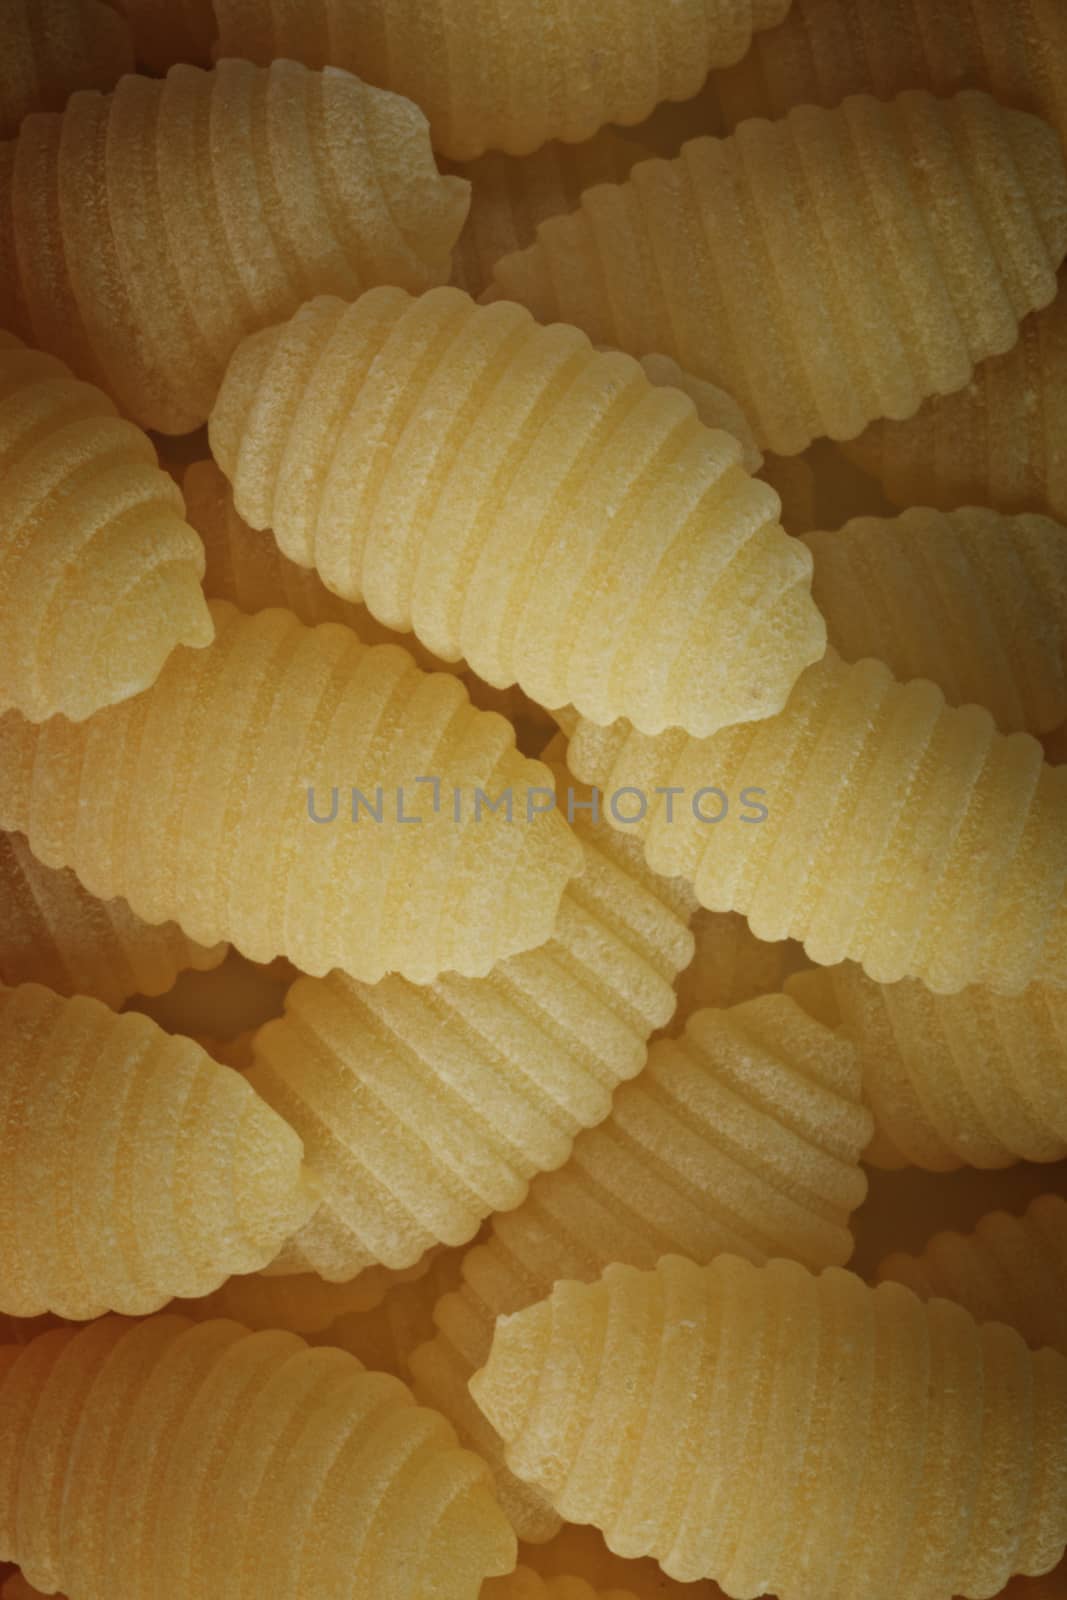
0,1315,516,1597
486,91,1067,456
0,982,318,1319
211,0,793,160
565,649,1067,995
210,287,822,737
0,600,582,984
0,60,469,432
0,0,133,138
322,1246,473,1380
803,507,1067,735
0,334,213,721
470,1254,1067,1597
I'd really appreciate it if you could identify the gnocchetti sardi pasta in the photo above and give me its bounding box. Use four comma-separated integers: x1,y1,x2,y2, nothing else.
0,0,133,138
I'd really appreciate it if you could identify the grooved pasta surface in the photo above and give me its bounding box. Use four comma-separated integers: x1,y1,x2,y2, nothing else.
248,792,697,1280
804,507,1067,735
787,963,1067,1170
487,91,1067,456
0,0,133,138
0,983,317,1319
566,649,1067,996
0,334,213,721
211,0,793,160
470,1254,1067,1598
410,994,870,1541
0,600,582,984
0,1316,516,1597
0,60,469,432
211,287,822,737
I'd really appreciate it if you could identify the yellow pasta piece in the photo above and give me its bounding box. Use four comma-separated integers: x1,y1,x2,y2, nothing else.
484,1570,639,1600
108,0,216,71
0,0,132,139
709,0,1067,148
0,601,581,984
0,1315,516,1597
470,1253,1067,1597
565,648,1067,995
0,982,318,1320
877,1194,1067,1357
246,786,697,1279
0,335,213,721
758,453,817,534
486,91,1067,457
0,61,469,434
0,830,225,1008
324,1245,472,1379
666,910,808,1031
803,507,1067,735
786,963,1067,1170
843,291,1067,525
449,132,651,300
174,1252,443,1337
631,354,762,474
211,287,822,738
210,0,793,161
410,994,871,1540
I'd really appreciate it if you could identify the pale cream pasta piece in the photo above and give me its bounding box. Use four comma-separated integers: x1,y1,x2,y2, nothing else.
0,60,469,433
486,91,1067,457
0,601,582,985
666,909,808,1031
483,1570,640,1600
632,354,762,474
0,335,213,721
803,507,1067,735
565,648,1067,996
0,1315,516,1598
211,287,823,738
411,993,871,1540
0,830,225,1007
0,982,318,1320
786,963,1067,1170
246,786,697,1279
0,0,133,138
174,1251,444,1337
877,1194,1067,1356
843,291,1067,525
210,0,793,161
758,453,817,534
108,0,216,71
470,1253,1067,1598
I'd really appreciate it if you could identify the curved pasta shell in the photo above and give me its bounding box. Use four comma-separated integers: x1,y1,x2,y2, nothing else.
666,910,807,1030
786,963,1067,1170
0,1315,516,1598
0,982,318,1319
108,0,216,71
410,994,870,1540
0,0,132,138
631,354,762,474
0,60,469,433
842,291,1067,525
0,600,582,985
566,649,1067,996
470,1253,1067,1597
486,91,1067,457
210,287,822,738
0,831,225,1007
803,507,1067,735
484,1570,639,1600
246,793,697,1279
877,1195,1067,1357
211,0,792,161
0,335,213,721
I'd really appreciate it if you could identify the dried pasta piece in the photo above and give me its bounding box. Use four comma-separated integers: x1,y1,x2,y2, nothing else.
842,292,1067,524
410,994,871,1540
0,0,133,138
486,92,1067,456
211,287,822,738
210,0,793,161
803,507,1067,735
0,335,213,721
0,1315,516,1598
0,982,319,1319
174,1253,442,1336
325,1245,472,1379
631,355,762,474
484,1570,639,1600
470,1253,1067,1598
108,0,216,71
0,61,469,433
0,831,225,1008
246,787,697,1279
666,910,807,1031
877,1194,1067,1356
786,963,1067,1170
449,132,651,299
0,601,581,985
759,453,817,534
565,649,1067,996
